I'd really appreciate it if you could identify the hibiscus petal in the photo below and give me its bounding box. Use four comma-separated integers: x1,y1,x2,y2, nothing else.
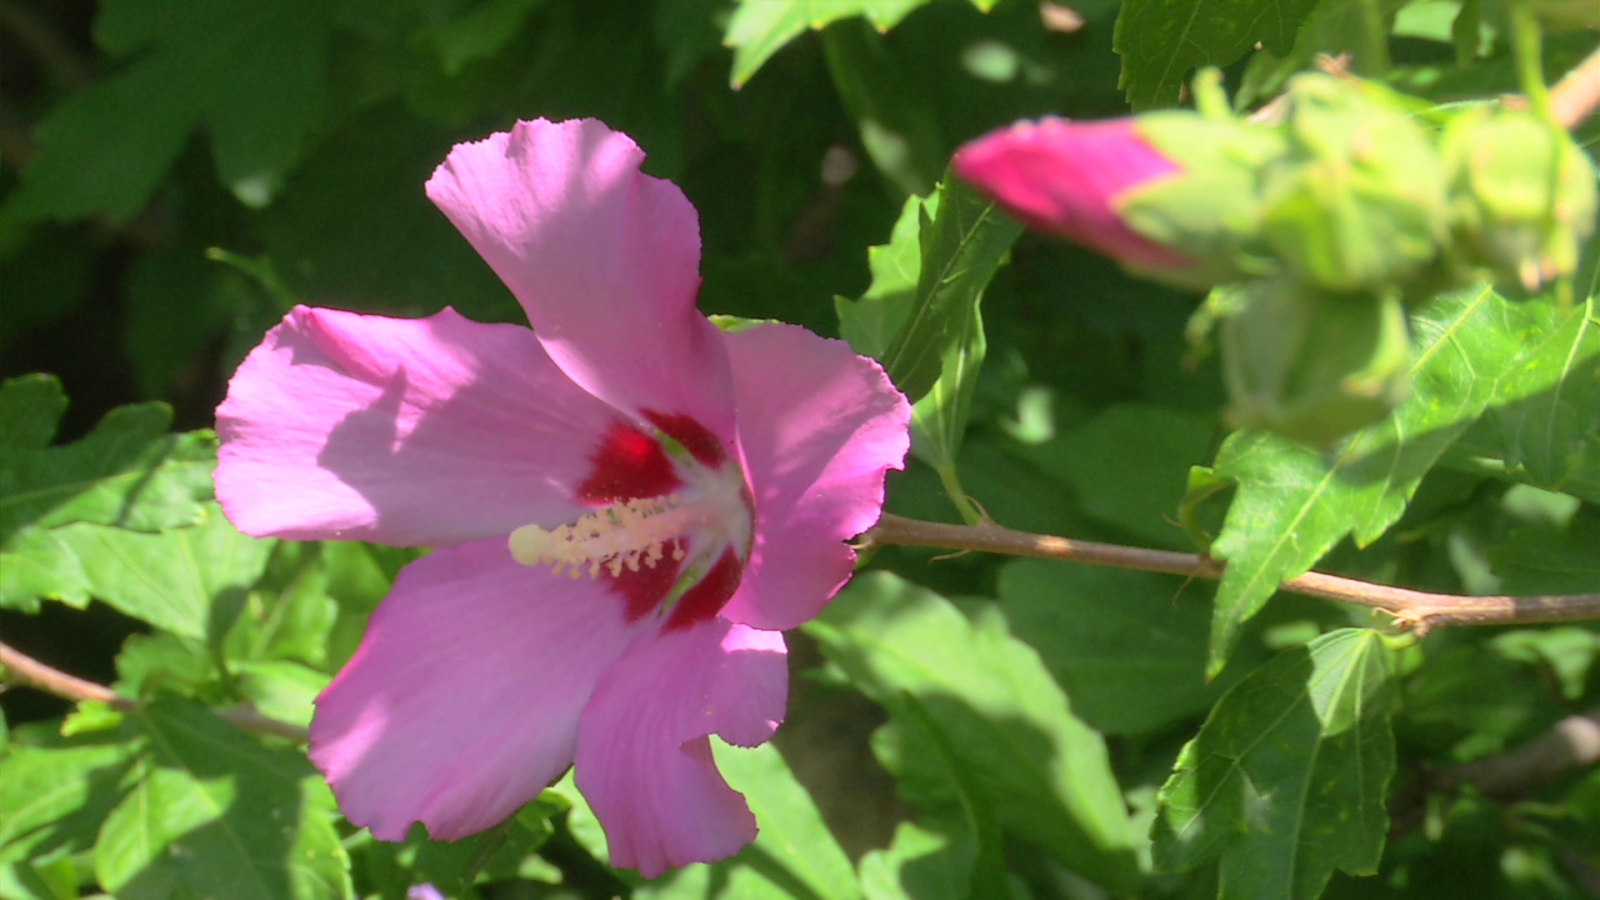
718,323,911,631
575,621,787,877
426,118,737,451
310,539,648,841
216,305,621,545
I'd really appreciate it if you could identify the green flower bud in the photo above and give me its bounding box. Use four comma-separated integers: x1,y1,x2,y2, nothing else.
1222,279,1412,446
1259,74,1450,293
1114,113,1288,288
1440,105,1599,292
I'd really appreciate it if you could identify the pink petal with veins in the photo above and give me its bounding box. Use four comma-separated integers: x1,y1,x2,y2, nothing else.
575,621,787,877
216,305,620,546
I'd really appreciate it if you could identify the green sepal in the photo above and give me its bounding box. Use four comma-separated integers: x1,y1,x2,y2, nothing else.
1116,112,1287,289
1259,74,1450,293
1439,105,1599,293
1222,279,1413,446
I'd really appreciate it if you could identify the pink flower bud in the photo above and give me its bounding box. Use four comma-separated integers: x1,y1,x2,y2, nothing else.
954,114,1285,290
952,117,1192,273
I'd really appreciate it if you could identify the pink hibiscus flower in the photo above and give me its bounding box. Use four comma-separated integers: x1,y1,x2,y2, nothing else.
214,118,910,876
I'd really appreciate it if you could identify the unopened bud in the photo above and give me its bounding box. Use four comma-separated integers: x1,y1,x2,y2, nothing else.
1258,74,1450,293
1440,105,1598,293
952,114,1282,290
1222,279,1412,446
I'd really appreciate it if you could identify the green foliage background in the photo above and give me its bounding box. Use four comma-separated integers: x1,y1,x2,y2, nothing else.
1,1,1598,899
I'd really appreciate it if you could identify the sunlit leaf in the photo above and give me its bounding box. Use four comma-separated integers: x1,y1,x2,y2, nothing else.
1461,296,1600,501
94,699,351,900
725,0,925,88
1206,285,1561,673
0,735,137,864
808,572,1139,894
881,177,1020,406
54,504,274,641
837,180,1018,477
0,398,215,543
1114,0,1321,110
1153,628,1397,900
0,526,90,612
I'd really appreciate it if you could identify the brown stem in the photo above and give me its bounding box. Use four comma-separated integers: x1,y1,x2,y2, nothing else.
0,641,310,743
1392,705,1600,836
1550,42,1600,129
861,514,1600,634
1436,705,1600,800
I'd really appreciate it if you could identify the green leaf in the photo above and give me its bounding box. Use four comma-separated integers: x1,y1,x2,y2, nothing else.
1234,0,1398,108
1152,628,1397,900
860,697,1010,900
415,0,548,76
113,632,217,700
837,184,1006,474
0,403,215,542
0,376,67,457
0,736,137,864
5,0,333,220
233,661,331,729
1491,626,1600,702
821,19,944,196
1462,295,1600,502
0,526,90,612
0,860,77,900
1490,516,1600,595
350,800,560,897
881,177,1021,406
908,316,987,474
636,741,860,899
998,560,1235,735
0,390,217,612
53,504,274,641
724,0,926,88
807,572,1139,894
1114,0,1322,110
1403,640,1565,760
94,698,351,900
224,543,342,667
547,771,614,871
1206,285,1551,674
1014,404,1217,546
837,196,923,360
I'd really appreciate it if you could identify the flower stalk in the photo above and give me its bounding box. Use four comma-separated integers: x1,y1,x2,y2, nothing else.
860,513,1600,634
0,641,310,742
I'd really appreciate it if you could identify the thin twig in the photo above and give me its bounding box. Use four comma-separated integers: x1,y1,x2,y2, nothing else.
1392,705,1600,836
861,514,1600,634
1550,42,1600,129
1436,705,1600,800
0,641,133,710
0,641,311,743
